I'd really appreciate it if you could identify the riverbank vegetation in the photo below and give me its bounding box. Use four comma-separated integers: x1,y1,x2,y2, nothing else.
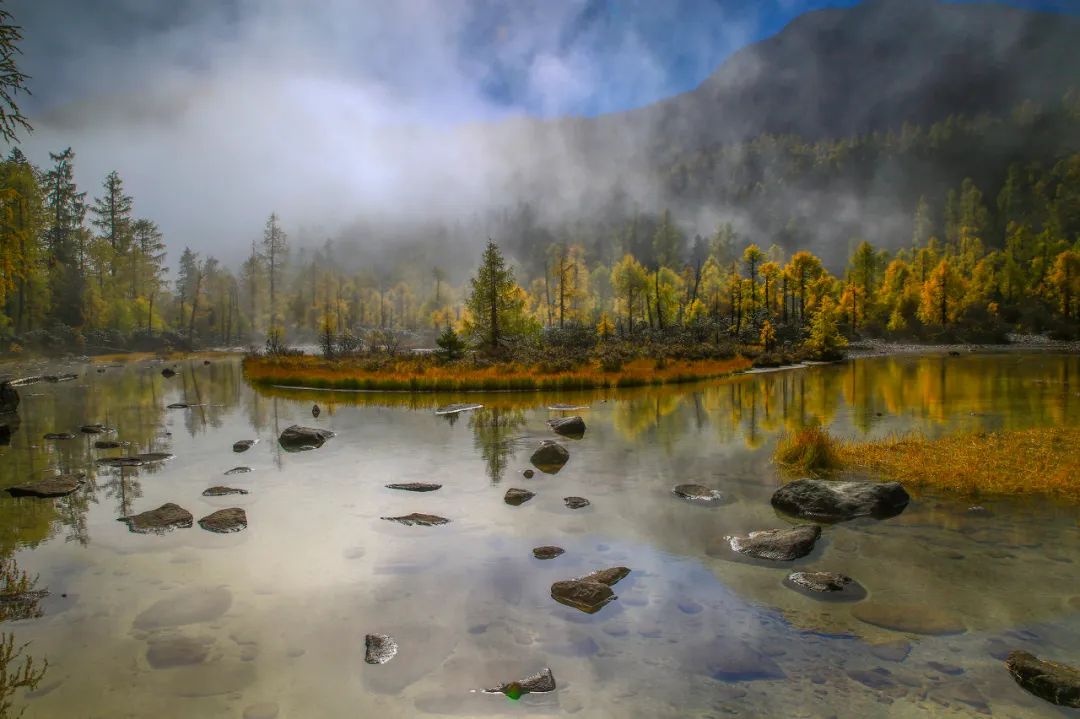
775,426,1080,500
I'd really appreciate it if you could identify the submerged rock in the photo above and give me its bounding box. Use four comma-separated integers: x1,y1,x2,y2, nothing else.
202,486,249,497
119,503,193,533
0,379,19,413
547,416,586,438
94,440,122,449
381,513,450,527
364,633,398,665
484,668,556,698
225,466,252,475
533,546,564,560
167,403,190,409
504,488,535,506
42,432,76,441
726,525,821,561
385,482,441,492
672,484,723,502
771,479,910,521
133,586,232,630
198,508,247,533
785,571,866,601
434,403,482,415
550,567,629,614
852,603,966,636
311,404,321,418
6,473,85,498
278,425,334,451
161,368,176,378
1005,651,1080,708
688,638,787,682
232,439,257,452
146,635,212,669
564,496,590,509
80,424,115,435
530,441,569,474
97,456,145,468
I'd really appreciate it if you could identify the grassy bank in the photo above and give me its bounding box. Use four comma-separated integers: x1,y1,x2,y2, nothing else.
775,426,1080,500
243,354,751,392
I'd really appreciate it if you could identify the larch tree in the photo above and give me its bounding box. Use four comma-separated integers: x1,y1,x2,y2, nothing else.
0,5,31,143
262,212,287,331
465,241,520,351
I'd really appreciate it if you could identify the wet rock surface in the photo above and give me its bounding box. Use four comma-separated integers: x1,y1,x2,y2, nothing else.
1005,650,1080,708
530,441,569,474
198,508,247,533
725,525,821,561
547,415,586,438
381,513,450,526
96,452,173,468
225,466,252,475
672,484,723,502
771,479,910,521
80,424,114,434
385,482,441,492
484,667,556,697
278,425,334,451
202,486,248,497
364,633,398,664
43,432,76,440
119,503,193,533
504,488,535,506
93,440,122,449
146,635,212,668
133,586,232,630
533,546,564,560
6,473,85,498
687,638,786,682
550,567,629,613
852,603,966,636
563,496,590,509
233,439,257,452
311,404,321,418
785,571,866,600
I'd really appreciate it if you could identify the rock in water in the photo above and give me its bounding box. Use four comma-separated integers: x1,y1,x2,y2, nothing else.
547,416,586,438
726,525,821,561
161,368,176,378
434,403,483,415
167,403,190,409
564,496,590,509
673,484,723,502
80,424,115,434
119,503,193,533
311,404,321,418
852,603,966,635
198,508,247,533
202,486,249,497
0,378,19,413
1005,651,1080,708
225,467,252,475
771,479,909,521
233,439,257,452
278,425,334,452
533,546,564,560
550,567,630,613
6,473,85,498
530,441,569,474
504,488,535,506
381,513,450,527
385,482,441,492
785,571,866,601
364,634,398,665
687,638,787,682
0,413,19,445
94,440,122,449
484,668,556,698
43,432,76,440
522,469,535,479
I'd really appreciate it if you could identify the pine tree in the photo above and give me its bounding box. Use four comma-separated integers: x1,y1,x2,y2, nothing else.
262,212,287,331
465,241,519,351
0,6,31,143
43,148,87,325
90,171,134,281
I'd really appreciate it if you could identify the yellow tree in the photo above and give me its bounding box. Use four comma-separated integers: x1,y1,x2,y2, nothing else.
1049,249,1080,318
610,254,648,335
918,258,966,326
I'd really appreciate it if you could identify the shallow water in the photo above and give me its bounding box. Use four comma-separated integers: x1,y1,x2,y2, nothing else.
1,353,1079,718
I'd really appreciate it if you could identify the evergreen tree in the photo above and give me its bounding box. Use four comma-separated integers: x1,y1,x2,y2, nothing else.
0,5,31,143
464,241,521,351
262,212,287,330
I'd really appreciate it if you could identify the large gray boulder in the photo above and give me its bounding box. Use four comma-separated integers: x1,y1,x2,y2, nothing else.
547,416,586,438
278,425,334,451
771,479,909,521
530,441,569,474
1005,651,1080,708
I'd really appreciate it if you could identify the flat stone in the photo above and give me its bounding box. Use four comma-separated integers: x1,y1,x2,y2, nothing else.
381,513,449,527
385,482,441,492
852,603,966,636
772,479,910,521
202,486,248,497
564,496,590,509
533,546,564,560
550,580,615,614
688,638,787,682
485,668,556,698
94,440,122,449
530,441,569,474
868,639,912,663
119,503,193,534
6,473,85,498
785,570,867,601
580,567,630,586
225,466,252,475
167,403,190,409
547,415,586,438
1005,650,1080,708
725,525,821,561
847,667,897,691
133,586,232,630
673,484,723,502
42,432,76,440
198,508,247,533
146,635,212,669
504,488,535,506
233,439,257,452
364,633,398,664
928,682,991,715
97,456,145,467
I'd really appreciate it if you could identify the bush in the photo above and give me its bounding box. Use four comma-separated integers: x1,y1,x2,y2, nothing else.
435,325,466,361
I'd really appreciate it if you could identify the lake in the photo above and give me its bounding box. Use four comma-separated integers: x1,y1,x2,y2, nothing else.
1,352,1079,717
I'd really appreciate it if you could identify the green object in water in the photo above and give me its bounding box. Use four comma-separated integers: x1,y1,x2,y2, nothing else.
504,682,523,701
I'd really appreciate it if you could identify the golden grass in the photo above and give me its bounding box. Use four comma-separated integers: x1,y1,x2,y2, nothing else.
837,427,1080,500
242,355,751,393
774,425,844,476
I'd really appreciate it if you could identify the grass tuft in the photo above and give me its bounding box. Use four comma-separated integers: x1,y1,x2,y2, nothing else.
774,424,844,476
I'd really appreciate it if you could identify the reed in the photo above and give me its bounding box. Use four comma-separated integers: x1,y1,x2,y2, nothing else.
774,424,844,476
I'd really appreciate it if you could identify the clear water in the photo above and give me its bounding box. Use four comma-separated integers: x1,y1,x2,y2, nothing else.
1,353,1079,718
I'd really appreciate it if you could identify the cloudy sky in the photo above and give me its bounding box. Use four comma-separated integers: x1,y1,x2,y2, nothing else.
5,0,1076,261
